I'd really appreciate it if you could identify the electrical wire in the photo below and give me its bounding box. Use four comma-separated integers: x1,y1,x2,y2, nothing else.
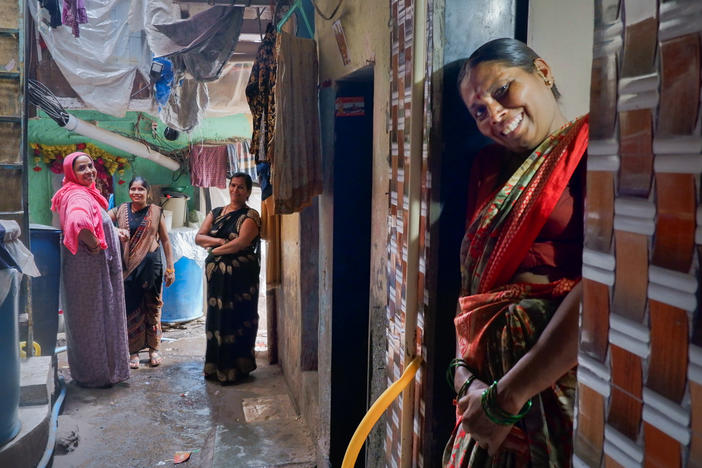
310,0,343,21
27,79,70,126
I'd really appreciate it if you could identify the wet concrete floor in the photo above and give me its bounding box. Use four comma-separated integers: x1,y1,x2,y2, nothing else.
52,318,315,468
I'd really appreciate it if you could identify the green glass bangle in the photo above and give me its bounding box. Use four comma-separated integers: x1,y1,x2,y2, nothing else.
445,358,470,390
457,374,477,399
480,381,532,426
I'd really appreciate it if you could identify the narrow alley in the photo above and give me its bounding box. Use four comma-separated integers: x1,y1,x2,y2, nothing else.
2,0,702,467
53,319,316,468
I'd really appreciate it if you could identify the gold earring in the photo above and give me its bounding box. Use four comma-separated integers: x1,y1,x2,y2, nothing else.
545,79,553,87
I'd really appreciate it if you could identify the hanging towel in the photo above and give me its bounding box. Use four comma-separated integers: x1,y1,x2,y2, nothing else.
272,32,322,214
226,141,257,182
189,145,228,188
226,143,240,177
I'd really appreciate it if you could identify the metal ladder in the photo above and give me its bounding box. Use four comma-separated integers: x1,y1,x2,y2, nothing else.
0,0,31,353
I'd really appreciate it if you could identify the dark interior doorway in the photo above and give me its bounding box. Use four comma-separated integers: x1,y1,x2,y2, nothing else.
329,66,374,467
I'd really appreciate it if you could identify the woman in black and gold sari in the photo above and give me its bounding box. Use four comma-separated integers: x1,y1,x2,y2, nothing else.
195,172,261,384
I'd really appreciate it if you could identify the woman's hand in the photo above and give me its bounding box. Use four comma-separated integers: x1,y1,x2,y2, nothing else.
117,228,130,242
218,238,226,246
164,268,175,287
456,380,513,456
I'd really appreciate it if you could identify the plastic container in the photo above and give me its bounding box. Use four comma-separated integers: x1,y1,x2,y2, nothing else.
29,224,61,355
0,269,21,445
161,257,204,323
163,210,173,232
161,197,187,229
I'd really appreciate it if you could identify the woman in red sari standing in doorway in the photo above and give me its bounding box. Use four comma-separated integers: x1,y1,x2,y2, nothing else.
443,38,588,467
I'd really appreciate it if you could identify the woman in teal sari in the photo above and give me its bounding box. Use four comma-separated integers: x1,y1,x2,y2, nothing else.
444,39,588,467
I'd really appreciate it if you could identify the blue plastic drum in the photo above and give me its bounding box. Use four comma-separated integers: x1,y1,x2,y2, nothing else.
0,270,21,446
161,257,204,323
29,224,61,355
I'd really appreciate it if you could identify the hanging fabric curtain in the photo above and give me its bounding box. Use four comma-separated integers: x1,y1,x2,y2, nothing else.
271,31,322,214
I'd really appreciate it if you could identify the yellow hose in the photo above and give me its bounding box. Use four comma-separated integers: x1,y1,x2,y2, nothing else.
341,355,423,468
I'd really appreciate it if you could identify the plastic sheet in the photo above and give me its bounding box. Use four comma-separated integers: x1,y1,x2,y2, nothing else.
0,221,40,305
29,0,152,117
168,226,208,269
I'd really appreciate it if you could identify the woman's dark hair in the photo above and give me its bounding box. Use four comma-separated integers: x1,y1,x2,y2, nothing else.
230,172,253,192
128,176,150,191
457,38,561,100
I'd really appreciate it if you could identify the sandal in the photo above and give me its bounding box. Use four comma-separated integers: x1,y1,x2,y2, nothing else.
129,354,140,369
149,351,162,367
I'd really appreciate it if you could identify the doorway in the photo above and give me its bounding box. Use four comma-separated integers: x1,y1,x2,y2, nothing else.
329,66,374,467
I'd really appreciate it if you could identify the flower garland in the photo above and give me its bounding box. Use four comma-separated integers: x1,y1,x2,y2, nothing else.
31,142,132,184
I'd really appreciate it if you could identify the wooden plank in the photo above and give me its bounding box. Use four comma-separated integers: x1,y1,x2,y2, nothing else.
581,278,610,362
585,171,614,252
0,0,18,30
574,383,605,466
0,167,22,212
0,121,20,164
652,173,695,273
609,345,643,440
612,231,648,322
644,422,681,467
618,109,653,197
648,300,688,403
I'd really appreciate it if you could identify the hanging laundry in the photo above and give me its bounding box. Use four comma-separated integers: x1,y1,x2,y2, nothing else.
272,32,322,214
39,0,62,28
256,161,272,201
189,145,228,188
226,141,257,183
245,23,277,163
62,0,88,38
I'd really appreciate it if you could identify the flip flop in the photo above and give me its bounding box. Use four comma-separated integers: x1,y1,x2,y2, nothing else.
149,351,162,367
129,355,140,369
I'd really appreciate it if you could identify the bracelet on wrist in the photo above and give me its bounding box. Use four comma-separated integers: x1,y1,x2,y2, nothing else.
446,357,471,390
166,268,175,273
480,381,532,426
456,374,478,399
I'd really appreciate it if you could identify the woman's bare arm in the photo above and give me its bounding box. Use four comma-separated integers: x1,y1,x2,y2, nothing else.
195,212,226,248
210,218,259,256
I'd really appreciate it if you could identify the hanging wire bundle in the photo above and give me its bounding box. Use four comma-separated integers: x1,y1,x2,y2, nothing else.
27,78,70,126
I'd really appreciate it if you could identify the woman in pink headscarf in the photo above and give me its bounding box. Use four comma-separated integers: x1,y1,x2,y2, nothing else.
51,152,130,387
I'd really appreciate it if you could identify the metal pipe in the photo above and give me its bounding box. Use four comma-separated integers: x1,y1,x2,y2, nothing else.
64,115,180,171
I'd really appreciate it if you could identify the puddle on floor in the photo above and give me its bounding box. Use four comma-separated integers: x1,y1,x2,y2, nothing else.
242,394,297,423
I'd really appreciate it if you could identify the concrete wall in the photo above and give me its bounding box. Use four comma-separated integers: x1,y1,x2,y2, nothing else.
313,1,391,466
527,0,594,119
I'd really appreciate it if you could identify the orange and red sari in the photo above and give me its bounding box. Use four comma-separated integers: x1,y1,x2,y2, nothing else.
444,116,588,467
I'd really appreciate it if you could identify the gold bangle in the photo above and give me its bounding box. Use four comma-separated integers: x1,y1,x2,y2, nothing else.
166,268,175,273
